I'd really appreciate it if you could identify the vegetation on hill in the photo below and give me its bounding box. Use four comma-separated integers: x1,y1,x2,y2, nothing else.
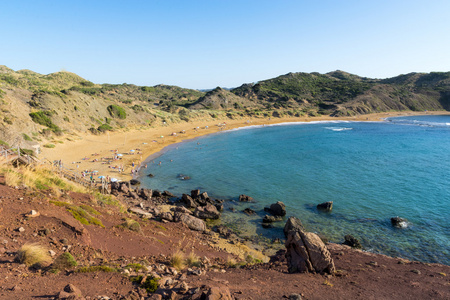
0,65,449,145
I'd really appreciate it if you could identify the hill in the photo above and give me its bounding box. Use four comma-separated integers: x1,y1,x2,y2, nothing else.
1,66,450,151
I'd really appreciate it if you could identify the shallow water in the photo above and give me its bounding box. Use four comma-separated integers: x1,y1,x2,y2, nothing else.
138,115,450,265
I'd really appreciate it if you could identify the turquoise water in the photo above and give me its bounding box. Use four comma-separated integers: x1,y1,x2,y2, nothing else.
138,115,450,265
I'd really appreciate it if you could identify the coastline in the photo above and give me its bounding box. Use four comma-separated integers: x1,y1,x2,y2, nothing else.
39,110,450,182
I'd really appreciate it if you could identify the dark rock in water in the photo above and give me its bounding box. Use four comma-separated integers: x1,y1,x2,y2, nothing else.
181,194,198,208
243,208,256,215
194,204,221,220
130,179,140,185
239,194,254,202
342,235,362,249
163,190,175,197
264,201,286,216
191,189,201,198
263,215,283,223
147,173,155,177
229,207,236,212
214,203,224,212
153,190,162,197
284,216,335,274
177,174,191,180
391,216,408,228
317,201,333,212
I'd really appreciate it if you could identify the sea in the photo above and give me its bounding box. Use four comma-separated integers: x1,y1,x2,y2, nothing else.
137,114,450,265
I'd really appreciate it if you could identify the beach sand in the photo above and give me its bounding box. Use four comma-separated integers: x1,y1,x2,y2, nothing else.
40,111,450,182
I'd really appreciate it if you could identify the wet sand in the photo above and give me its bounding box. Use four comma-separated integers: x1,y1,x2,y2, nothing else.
40,111,450,181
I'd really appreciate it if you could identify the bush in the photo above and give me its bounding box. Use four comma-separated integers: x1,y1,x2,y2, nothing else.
107,105,126,119
52,252,77,270
43,144,56,148
117,218,141,233
22,133,32,141
170,250,185,270
130,275,159,293
97,124,113,132
29,111,61,134
16,243,52,267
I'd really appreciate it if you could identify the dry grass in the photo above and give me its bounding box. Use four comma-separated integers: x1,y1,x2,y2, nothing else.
226,256,237,268
2,165,86,195
16,243,52,267
186,251,201,267
170,250,186,270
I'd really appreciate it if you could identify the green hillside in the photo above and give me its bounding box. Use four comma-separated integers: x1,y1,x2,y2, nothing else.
1,65,449,149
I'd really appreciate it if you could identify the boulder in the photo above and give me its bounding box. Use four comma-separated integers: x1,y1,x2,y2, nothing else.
317,201,333,212
283,216,304,236
119,183,129,194
194,204,220,220
191,189,201,198
181,194,198,208
178,214,206,232
391,216,408,228
56,284,83,299
159,211,174,222
342,235,362,249
263,215,283,223
129,179,140,185
153,190,162,197
139,188,153,200
110,181,120,190
128,207,153,218
239,194,254,202
284,217,335,274
191,286,233,300
199,192,209,200
163,190,175,198
265,201,286,216
128,191,139,200
213,225,234,238
242,208,256,215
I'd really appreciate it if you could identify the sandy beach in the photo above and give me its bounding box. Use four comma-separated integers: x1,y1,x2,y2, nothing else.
40,111,450,182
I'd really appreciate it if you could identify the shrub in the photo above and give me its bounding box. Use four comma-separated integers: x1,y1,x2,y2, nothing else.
22,133,32,141
107,105,126,119
117,218,141,233
130,275,159,293
16,243,52,267
29,111,61,134
97,124,113,132
170,250,185,270
51,252,78,270
43,144,56,148
77,265,118,273
186,251,201,267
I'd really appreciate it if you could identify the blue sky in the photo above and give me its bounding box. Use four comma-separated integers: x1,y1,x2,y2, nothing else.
1,0,449,89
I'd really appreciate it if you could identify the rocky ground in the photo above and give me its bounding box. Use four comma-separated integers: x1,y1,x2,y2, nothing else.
0,175,449,300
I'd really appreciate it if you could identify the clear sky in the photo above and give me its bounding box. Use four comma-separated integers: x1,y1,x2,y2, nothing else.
1,0,449,89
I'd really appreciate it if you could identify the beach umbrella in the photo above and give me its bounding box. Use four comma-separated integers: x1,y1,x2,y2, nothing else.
130,149,135,152
110,178,118,182
98,175,105,179
92,170,99,173
116,153,123,157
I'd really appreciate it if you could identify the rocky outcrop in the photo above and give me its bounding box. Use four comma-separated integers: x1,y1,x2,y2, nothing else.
263,215,283,223
317,201,333,212
194,204,220,220
342,234,362,249
176,214,206,232
391,216,408,228
243,208,256,215
284,217,335,274
56,284,83,299
265,201,286,216
239,194,254,202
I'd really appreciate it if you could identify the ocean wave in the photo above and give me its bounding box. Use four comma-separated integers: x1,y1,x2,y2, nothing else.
324,127,353,132
387,118,450,128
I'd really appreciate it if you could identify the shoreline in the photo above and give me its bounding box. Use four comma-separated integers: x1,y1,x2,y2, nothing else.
39,110,450,182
